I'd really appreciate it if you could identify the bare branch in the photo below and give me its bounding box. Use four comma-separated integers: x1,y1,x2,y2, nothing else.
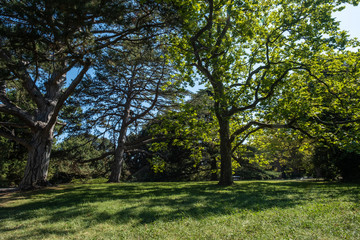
48,60,78,86
127,66,163,126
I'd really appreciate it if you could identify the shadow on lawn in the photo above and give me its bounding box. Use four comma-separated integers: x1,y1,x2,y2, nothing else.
0,181,359,238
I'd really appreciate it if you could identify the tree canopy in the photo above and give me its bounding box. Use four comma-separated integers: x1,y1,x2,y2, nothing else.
165,0,360,185
1,0,360,188
0,0,167,189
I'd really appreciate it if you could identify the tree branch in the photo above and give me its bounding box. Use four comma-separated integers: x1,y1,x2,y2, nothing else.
46,60,91,132
0,103,36,129
77,151,114,164
229,66,304,115
0,49,46,110
312,115,360,126
0,121,29,128
231,126,262,153
125,136,168,151
230,119,296,142
0,128,31,150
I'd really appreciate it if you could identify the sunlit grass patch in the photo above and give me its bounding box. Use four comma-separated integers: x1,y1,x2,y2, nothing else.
1,180,359,239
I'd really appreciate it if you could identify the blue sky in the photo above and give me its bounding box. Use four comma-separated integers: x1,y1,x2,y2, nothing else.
333,4,360,39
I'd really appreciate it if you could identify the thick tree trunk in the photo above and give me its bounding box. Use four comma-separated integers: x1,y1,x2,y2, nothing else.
217,117,233,186
108,114,130,183
19,130,53,190
108,144,126,182
108,97,132,183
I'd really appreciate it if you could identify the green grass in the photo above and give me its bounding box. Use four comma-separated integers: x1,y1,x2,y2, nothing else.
1,180,359,240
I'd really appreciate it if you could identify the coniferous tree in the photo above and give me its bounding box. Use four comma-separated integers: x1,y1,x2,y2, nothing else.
78,42,181,183
0,0,165,189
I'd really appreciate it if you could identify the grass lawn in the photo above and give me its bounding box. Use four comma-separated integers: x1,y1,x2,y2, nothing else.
0,180,359,240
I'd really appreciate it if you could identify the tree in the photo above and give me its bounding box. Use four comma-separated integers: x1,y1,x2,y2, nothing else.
166,0,359,185
0,0,165,189
77,41,180,183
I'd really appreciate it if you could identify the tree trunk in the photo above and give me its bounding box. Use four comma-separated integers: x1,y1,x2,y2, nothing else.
108,113,130,183
217,117,233,186
108,143,126,182
210,157,218,181
19,130,53,190
108,95,132,183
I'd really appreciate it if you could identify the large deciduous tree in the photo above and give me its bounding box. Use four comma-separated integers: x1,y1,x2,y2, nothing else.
166,0,359,185
0,0,164,189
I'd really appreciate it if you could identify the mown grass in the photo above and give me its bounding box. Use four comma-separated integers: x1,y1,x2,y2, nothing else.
0,180,359,240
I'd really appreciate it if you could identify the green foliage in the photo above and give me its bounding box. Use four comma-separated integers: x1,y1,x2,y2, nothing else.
162,0,360,184
269,50,360,149
2,0,359,185
50,135,113,183
1,0,168,187
147,89,220,180
246,129,315,178
0,137,27,187
0,89,32,187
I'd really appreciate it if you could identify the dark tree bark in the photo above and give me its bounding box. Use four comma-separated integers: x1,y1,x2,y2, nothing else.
20,128,54,189
108,146,126,183
7,63,90,190
108,109,130,183
217,117,233,186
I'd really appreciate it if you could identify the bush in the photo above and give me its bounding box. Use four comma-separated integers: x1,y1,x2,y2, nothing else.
312,145,360,181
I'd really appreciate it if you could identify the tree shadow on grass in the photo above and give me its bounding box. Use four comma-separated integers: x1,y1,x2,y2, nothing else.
0,181,359,238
